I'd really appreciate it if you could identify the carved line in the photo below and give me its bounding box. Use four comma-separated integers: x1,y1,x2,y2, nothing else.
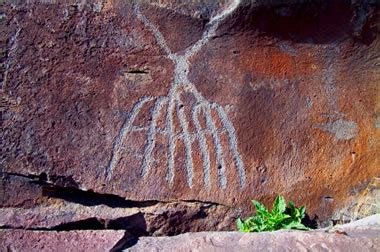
140,97,167,177
107,0,246,188
192,105,211,188
204,105,227,189
105,96,154,180
130,125,226,140
176,98,194,187
133,2,172,56
214,104,246,187
185,0,241,58
165,85,177,184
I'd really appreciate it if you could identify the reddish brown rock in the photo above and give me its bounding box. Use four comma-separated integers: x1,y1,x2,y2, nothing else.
129,215,380,251
0,201,235,236
1,215,378,251
188,0,380,221
0,174,235,235
1,0,379,232
128,228,380,252
0,230,126,252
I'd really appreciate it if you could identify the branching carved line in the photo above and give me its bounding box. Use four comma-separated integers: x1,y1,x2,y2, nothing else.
106,0,246,189
192,105,211,188
176,98,194,186
204,105,227,189
140,97,167,177
105,96,154,180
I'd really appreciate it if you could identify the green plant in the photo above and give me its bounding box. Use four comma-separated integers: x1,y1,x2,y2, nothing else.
237,195,310,232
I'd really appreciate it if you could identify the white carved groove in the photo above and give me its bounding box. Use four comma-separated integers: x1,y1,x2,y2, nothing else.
106,0,246,189
140,97,167,177
105,96,154,180
214,104,246,187
192,105,211,188
204,105,227,189
176,98,194,187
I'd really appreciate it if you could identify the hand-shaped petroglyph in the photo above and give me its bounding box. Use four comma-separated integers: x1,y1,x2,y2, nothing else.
105,0,246,189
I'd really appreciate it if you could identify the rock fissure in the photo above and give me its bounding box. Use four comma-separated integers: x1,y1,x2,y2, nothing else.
2,172,230,209
1,172,235,237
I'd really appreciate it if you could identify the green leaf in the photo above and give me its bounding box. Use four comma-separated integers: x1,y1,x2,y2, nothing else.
252,200,270,217
236,218,246,232
299,206,306,219
272,195,286,215
237,196,311,233
283,221,310,230
288,201,295,209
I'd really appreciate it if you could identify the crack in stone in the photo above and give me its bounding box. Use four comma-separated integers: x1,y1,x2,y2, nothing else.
1,172,234,244
2,172,230,208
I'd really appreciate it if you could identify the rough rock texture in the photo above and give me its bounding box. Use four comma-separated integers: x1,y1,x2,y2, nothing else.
0,230,126,252
0,174,236,235
1,215,379,251
331,177,380,225
128,228,380,251
129,215,380,251
1,0,379,232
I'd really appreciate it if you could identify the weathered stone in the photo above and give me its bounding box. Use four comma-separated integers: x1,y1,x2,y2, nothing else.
0,199,235,236
1,0,379,232
0,174,235,235
1,215,378,251
128,215,380,251
331,177,380,225
127,230,380,251
0,230,126,252
0,174,45,208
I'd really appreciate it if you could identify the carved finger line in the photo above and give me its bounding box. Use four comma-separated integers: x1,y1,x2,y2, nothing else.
176,98,194,188
141,97,167,177
105,96,154,180
192,104,211,188
213,104,246,188
165,89,177,184
203,105,227,189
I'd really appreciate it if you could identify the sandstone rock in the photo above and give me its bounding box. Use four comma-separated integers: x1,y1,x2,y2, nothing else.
127,230,380,252
0,174,236,235
1,216,379,252
331,177,380,225
1,0,379,231
128,216,380,251
0,230,126,252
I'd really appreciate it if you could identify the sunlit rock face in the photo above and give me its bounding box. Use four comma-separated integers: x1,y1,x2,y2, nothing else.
1,0,379,231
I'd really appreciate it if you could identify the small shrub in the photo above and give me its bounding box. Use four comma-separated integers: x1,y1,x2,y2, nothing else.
237,195,310,232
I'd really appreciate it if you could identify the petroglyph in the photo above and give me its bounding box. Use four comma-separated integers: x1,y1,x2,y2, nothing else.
105,0,246,189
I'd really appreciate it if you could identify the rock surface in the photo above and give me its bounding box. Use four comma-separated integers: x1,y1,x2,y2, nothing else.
0,230,126,252
1,0,379,231
128,229,380,252
0,174,236,235
1,215,379,251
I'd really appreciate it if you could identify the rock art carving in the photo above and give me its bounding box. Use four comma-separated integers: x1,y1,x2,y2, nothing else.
105,0,246,189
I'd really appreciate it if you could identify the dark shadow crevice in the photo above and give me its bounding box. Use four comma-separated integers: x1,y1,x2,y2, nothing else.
2,172,229,208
